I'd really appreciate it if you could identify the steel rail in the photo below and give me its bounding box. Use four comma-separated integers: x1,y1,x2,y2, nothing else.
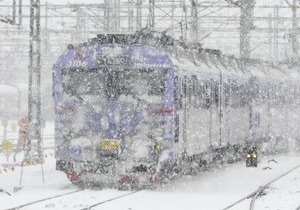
249,186,268,210
222,164,300,210
249,164,300,210
5,189,83,210
80,190,142,210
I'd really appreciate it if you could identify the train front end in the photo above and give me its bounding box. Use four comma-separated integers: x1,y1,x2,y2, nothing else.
53,35,177,188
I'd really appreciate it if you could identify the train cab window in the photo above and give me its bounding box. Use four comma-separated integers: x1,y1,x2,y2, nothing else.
124,69,166,97
61,68,166,101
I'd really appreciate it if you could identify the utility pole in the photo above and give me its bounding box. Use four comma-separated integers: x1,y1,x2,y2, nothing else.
149,0,155,29
284,0,299,60
44,2,49,65
136,0,142,30
190,0,198,43
292,0,298,60
18,0,22,28
112,0,120,31
13,0,16,24
182,0,188,42
128,0,134,31
104,0,110,32
268,13,273,61
171,0,175,36
274,5,279,62
26,0,43,164
240,0,254,60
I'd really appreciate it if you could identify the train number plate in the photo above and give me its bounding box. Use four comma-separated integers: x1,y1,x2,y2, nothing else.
100,140,119,150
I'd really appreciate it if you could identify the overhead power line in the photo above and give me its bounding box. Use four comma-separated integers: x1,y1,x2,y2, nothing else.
223,0,241,7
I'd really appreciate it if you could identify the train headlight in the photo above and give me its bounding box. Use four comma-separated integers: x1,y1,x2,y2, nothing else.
246,154,251,158
252,154,257,159
70,145,82,158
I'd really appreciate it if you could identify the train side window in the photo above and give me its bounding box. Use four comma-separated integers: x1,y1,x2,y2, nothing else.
191,75,198,108
267,84,272,106
188,78,192,107
291,85,296,104
224,82,230,107
196,79,202,109
213,80,219,108
179,78,184,108
204,81,211,109
231,82,236,108
180,76,188,108
174,76,179,108
199,81,205,109
241,84,248,107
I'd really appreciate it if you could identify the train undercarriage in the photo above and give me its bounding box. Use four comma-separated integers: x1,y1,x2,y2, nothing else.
56,142,249,189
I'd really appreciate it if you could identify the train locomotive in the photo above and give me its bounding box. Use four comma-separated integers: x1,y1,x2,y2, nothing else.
53,28,300,188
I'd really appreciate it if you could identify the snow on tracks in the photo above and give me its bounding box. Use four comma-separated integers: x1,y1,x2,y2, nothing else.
222,164,300,210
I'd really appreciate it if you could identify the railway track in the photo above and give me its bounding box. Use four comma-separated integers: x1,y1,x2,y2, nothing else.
5,189,83,210
5,188,142,210
222,164,300,210
80,190,142,210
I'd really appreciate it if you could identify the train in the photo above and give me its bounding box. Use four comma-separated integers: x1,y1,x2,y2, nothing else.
53,28,300,188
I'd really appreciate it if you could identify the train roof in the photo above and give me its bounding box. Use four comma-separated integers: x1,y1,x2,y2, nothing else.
57,28,300,83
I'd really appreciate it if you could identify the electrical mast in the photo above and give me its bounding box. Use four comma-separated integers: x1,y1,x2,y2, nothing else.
283,0,299,61
149,0,155,29
190,0,198,43
26,0,43,164
292,0,298,60
240,0,254,60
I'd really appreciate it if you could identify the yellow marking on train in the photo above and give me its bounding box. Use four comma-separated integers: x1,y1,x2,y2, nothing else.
100,140,119,150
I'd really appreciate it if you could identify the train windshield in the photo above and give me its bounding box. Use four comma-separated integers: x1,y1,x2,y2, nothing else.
61,68,166,100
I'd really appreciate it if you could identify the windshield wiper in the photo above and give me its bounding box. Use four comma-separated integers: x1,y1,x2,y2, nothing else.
69,89,84,102
75,94,84,102
131,94,150,105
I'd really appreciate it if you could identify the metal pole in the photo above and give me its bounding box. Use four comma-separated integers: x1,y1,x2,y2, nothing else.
190,0,198,43
292,0,298,60
268,13,273,61
44,1,49,60
219,69,223,147
171,0,175,36
149,0,155,29
274,5,279,62
240,0,254,60
27,0,43,163
18,0,22,27
13,0,16,24
136,0,142,30
182,0,188,42
104,0,110,32
128,0,133,31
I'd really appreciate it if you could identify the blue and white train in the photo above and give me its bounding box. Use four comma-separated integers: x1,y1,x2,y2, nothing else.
53,28,300,188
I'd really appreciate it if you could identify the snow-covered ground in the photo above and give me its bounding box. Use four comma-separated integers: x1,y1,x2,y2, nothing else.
1,122,300,210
